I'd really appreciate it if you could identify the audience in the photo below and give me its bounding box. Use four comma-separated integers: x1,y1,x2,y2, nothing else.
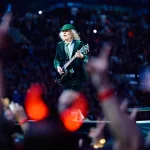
1,7,149,113
87,42,144,150
0,4,150,150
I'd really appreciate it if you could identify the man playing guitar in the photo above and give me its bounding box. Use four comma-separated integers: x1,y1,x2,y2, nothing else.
54,24,88,92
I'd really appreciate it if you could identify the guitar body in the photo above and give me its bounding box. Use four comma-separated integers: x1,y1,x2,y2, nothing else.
55,71,72,85
55,44,89,85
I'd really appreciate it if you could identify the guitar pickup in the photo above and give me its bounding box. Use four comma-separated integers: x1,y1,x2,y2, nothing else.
70,68,74,73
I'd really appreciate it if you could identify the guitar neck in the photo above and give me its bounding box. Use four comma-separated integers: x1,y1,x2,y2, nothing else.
63,44,88,70
64,55,76,69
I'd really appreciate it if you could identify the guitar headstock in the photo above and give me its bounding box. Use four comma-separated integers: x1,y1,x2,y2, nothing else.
80,44,89,55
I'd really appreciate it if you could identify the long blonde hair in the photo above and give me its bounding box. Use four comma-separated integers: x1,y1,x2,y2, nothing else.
59,29,81,41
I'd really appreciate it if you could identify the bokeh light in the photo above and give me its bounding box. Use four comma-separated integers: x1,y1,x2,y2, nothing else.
38,11,42,14
93,144,100,149
25,83,49,121
60,93,88,132
99,138,106,144
93,29,97,33
70,20,74,24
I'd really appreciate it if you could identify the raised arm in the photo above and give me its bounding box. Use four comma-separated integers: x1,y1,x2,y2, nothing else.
87,43,143,150
0,13,12,48
0,13,12,101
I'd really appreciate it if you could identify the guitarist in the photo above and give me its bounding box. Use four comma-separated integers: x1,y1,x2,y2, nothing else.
54,24,88,91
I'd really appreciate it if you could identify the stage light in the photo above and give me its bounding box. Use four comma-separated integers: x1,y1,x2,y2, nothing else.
93,29,97,33
38,11,42,14
99,138,106,144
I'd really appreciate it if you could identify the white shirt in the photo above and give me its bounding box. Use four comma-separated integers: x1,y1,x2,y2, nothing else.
65,41,75,59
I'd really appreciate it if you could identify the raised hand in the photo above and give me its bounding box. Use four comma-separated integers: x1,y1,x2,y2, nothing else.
86,42,112,89
88,119,106,146
57,66,64,75
0,13,12,46
113,100,138,150
75,50,84,59
120,100,137,121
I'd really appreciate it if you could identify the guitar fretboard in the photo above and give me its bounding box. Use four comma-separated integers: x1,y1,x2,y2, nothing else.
63,44,88,70
64,55,76,69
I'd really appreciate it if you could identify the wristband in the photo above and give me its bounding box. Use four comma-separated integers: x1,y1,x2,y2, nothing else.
98,89,115,102
18,118,28,125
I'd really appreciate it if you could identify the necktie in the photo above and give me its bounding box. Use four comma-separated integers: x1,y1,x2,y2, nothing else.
65,43,74,73
65,43,70,59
